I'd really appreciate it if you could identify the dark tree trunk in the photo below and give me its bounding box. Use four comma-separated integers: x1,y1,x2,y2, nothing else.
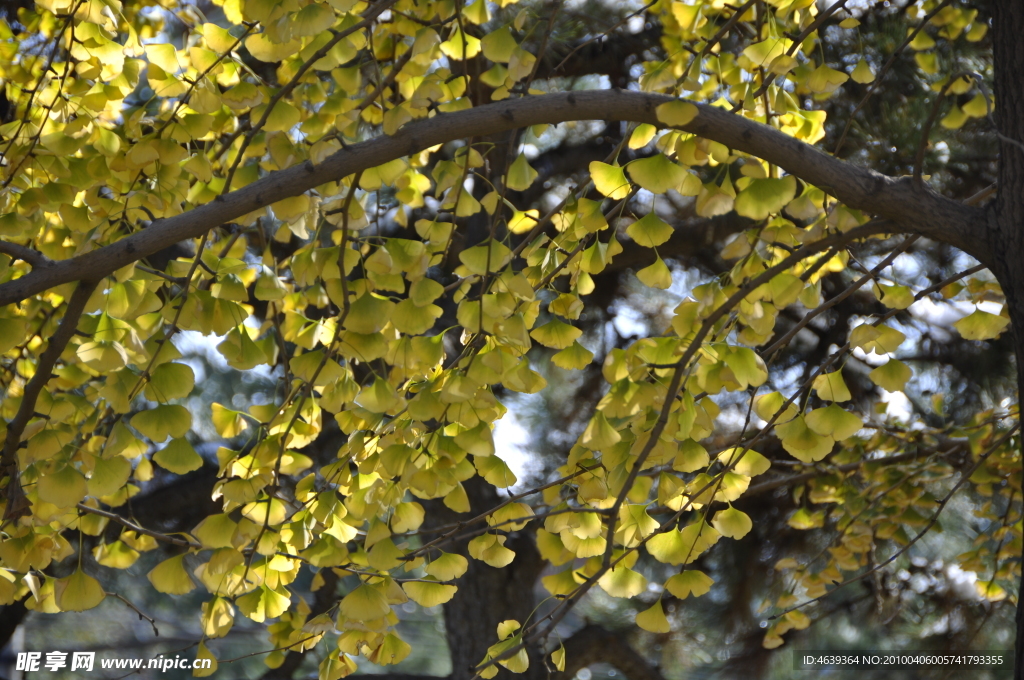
424,478,546,680
986,2,1024,679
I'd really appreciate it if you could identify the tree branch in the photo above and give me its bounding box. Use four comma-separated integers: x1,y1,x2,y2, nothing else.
0,90,986,307
1,279,98,521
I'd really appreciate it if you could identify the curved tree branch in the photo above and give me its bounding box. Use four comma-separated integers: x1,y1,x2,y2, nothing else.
0,90,986,308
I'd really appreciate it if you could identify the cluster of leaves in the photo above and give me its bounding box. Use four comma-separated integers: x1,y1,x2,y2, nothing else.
0,0,1017,677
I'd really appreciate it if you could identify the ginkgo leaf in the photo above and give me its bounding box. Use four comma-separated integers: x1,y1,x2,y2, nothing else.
954,309,1009,341
627,154,688,194
468,534,516,567
194,643,218,677
636,256,672,289
851,59,875,83
626,213,674,247
869,359,912,392
55,569,105,612
369,633,412,666
340,584,391,621
812,370,852,402
153,438,203,474
734,176,797,220
506,153,538,191
93,540,140,569
805,404,863,441
724,347,767,388
711,507,752,539
131,405,191,443
425,552,469,581
656,100,698,126
664,570,714,599
551,341,594,370
590,162,631,200
144,362,195,402
806,64,849,93
530,319,582,349
211,403,249,438
636,599,671,633
598,566,647,598
0,317,26,354
481,27,517,63
581,411,621,450
37,463,88,508
199,598,234,639
148,555,195,595
403,579,457,607
777,415,834,463
87,456,132,497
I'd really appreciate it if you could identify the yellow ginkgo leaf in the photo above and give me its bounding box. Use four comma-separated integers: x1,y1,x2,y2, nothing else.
869,359,913,392
55,569,105,612
627,154,688,194
954,309,1009,341
626,213,674,247
589,162,631,200
664,570,714,599
131,405,191,443
153,438,203,475
636,599,671,633
656,100,698,126
403,579,458,607
148,555,195,595
506,152,538,191
636,256,672,289
805,404,863,441
598,566,647,598
340,584,391,621
812,370,852,402
425,552,469,581
850,59,875,83
193,642,218,677
711,506,752,539
806,64,849,94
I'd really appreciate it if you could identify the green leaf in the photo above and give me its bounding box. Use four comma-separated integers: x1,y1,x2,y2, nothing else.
627,154,688,194
144,362,195,402
626,213,674,247
711,507,752,539
506,152,537,191
724,347,767,388
131,405,192,443
37,463,87,508
153,438,203,474
777,414,834,463
734,176,797,220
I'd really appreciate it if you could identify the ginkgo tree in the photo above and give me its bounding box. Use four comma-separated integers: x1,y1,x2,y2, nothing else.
0,0,1022,678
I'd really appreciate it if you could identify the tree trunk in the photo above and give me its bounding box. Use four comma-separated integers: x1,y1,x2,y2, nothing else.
985,2,1024,678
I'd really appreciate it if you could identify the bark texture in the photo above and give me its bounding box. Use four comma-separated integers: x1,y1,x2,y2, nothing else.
987,2,1024,678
